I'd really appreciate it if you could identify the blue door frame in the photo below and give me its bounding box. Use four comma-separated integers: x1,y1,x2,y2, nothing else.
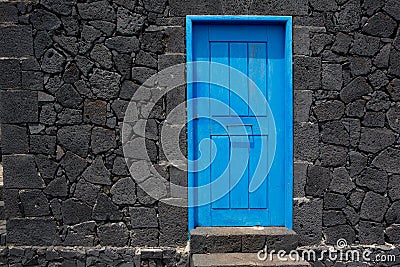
186,16,293,231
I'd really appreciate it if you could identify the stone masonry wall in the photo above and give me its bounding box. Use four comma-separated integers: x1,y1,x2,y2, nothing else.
0,0,188,248
0,0,399,255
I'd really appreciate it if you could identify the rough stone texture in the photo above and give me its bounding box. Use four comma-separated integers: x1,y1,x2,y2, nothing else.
388,78,400,102
373,148,400,174
30,135,56,155
91,127,117,154
320,144,347,167
89,69,121,100
131,228,159,246
340,77,372,103
324,192,346,209
293,162,307,198
63,221,95,246
0,2,18,23
82,157,111,185
42,49,65,74
55,84,82,108
0,26,33,57
250,0,308,15
90,44,113,69
322,64,342,91
357,168,388,194
58,125,91,157
389,48,400,78
386,201,400,224
386,225,400,244
351,33,380,57
359,127,396,153
294,90,312,122
105,36,140,53
129,207,158,228
321,121,349,146
360,192,389,222
110,177,136,205
323,210,346,227
62,199,92,225
0,59,21,89
1,124,28,154
44,176,68,197
73,180,100,207
35,155,58,181
60,151,87,182
350,56,371,76
20,189,50,216
31,9,61,30
294,123,319,162
3,155,44,189
305,166,332,197
389,175,400,202
117,7,144,35
0,246,187,266
294,56,321,90
334,0,361,32
0,91,38,123
294,198,322,245
366,91,391,111
92,193,122,221
98,223,129,246
314,100,345,121
346,99,365,118
362,12,396,37
77,1,116,22
329,167,355,194
83,99,107,125
7,219,59,245
325,225,356,244
2,0,400,251
348,151,367,177
387,103,400,133
159,201,187,246
332,32,352,55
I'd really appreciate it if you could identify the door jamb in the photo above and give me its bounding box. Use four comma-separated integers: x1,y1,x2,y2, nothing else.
186,15,293,232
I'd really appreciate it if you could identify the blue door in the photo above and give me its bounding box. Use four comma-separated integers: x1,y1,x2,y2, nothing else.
187,17,293,228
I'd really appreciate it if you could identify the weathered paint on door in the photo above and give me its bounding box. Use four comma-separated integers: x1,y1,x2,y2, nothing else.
187,16,293,228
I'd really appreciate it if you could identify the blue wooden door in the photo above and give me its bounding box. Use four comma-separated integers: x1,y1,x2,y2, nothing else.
190,21,290,227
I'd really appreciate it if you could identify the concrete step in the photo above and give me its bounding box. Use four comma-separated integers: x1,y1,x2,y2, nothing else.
190,227,298,254
191,253,310,267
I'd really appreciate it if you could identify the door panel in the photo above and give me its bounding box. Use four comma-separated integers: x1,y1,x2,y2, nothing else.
192,22,288,227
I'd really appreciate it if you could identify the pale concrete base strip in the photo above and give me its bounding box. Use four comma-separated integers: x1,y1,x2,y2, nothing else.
190,227,297,237
191,253,310,267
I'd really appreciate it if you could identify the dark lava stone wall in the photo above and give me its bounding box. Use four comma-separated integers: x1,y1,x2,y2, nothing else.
0,0,400,249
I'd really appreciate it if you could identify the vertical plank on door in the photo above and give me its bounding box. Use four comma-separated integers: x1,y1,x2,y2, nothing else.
249,136,268,209
230,135,250,209
248,43,267,116
229,42,248,116
211,136,230,208
210,42,230,116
